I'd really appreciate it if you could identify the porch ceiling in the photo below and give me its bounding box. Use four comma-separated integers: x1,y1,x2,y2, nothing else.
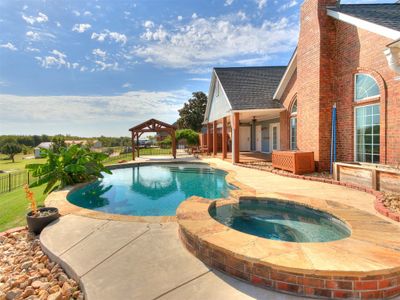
237,108,283,123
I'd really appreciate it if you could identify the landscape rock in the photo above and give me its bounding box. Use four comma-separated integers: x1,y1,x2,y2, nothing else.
0,229,83,299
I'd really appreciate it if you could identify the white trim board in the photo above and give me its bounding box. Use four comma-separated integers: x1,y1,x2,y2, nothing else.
327,9,400,41
273,49,297,100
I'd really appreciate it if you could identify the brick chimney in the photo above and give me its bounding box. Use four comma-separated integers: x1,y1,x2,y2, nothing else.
297,0,337,171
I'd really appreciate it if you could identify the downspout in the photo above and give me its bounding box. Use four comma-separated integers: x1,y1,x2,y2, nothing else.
384,40,400,75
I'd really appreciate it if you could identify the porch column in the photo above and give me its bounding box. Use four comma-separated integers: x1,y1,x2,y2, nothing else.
131,132,135,161
207,123,212,155
232,112,240,163
222,117,227,159
213,120,218,156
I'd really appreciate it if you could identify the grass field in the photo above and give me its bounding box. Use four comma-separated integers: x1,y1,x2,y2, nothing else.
0,153,46,172
0,148,173,232
0,184,47,232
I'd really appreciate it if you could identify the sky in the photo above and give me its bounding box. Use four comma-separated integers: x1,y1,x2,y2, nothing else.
0,0,395,137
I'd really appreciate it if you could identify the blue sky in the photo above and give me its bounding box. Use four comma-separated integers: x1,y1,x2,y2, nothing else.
0,0,395,137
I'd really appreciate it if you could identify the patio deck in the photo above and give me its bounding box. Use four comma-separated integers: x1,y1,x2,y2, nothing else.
39,157,400,300
213,152,272,164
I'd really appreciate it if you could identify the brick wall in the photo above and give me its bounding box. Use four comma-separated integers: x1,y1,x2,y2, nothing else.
334,23,400,165
280,0,400,169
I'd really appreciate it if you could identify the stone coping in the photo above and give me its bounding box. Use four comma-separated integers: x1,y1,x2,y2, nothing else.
177,195,400,299
44,160,254,223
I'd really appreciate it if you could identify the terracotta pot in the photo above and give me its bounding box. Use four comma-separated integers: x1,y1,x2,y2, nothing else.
26,207,59,235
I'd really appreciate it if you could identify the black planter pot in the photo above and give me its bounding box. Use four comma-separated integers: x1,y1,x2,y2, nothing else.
26,207,60,235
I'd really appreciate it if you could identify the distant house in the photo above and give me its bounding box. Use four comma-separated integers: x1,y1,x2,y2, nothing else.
34,142,53,158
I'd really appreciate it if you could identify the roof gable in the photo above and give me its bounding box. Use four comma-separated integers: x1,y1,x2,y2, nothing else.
213,66,286,111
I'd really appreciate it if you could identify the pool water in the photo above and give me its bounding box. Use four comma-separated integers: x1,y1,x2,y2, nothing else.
67,164,234,216
210,200,351,243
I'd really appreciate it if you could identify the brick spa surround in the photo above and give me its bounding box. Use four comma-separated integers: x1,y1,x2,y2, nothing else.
177,195,400,299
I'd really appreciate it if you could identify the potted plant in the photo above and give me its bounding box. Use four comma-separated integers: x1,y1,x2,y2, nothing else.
24,184,59,234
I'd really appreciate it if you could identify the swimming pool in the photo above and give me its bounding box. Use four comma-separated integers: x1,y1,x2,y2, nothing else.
67,164,234,216
210,200,351,242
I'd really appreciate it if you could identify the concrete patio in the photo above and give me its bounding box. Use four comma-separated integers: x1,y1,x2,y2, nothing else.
39,157,400,299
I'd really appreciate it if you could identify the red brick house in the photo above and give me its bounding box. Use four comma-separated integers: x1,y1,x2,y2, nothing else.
203,0,400,170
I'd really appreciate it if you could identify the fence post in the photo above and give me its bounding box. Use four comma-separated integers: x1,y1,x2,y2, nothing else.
27,172,30,185
8,173,11,192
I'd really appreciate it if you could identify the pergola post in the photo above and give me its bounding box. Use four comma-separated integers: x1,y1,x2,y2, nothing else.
136,135,140,157
232,112,240,163
171,130,176,159
131,132,135,161
213,120,218,156
222,117,227,159
207,123,212,155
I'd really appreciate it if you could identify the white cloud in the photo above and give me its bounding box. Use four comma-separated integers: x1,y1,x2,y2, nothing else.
22,12,48,25
83,11,92,17
144,20,154,28
91,30,127,44
34,49,81,70
94,60,119,71
278,0,298,11
72,10,80,17
72,23,92,33
225,0,234,6
237,11,247,20
26,31,40,41
192,13,198,19
56,21,61,27
26,46,40,52
26,30,55,42
0,90,190,135
0,42,17,51
141,26,168,42
80,66,88,72
177,16,183,21
122,82,132,88
134,16,298,70
256,0,267,9
92,48,107,59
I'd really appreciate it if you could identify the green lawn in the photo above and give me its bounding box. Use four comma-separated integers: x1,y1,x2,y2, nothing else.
0,153,46,172
0,184,47,232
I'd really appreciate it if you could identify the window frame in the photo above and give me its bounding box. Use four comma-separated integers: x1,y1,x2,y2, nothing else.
353,103,380,164
354,73,380,102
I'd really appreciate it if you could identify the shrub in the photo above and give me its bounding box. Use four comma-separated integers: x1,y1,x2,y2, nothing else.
26,144,112,194
176,129,199,146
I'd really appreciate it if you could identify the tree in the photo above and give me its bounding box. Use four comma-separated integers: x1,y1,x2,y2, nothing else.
1,143,22,163
51,135,66,153
177,92,207,132
176,129,199,146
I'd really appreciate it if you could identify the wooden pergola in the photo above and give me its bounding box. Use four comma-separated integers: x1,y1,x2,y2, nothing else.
129,118,177,160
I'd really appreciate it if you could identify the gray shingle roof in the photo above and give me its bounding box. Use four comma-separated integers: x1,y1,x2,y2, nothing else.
214,66,286,110
329,4,400,32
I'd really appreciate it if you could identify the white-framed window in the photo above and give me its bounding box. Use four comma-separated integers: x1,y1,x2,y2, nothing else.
290,99,297,150
354,74,380,101
354,104,380,163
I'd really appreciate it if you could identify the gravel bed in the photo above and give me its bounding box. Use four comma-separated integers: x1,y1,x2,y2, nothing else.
0,229,83,300
383,192,400,214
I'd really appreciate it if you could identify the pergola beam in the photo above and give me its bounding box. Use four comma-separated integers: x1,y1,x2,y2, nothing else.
129,118,177,161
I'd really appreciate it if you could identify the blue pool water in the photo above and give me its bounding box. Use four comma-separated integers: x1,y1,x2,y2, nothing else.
210,200,351,243
67,164,234,216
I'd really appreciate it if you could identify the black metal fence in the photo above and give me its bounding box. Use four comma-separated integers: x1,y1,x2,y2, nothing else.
0,171,38,194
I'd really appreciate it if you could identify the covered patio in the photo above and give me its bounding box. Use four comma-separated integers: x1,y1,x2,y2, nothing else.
202,66,287,164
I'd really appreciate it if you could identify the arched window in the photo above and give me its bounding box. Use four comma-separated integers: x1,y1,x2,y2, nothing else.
354,74,380,163
290,99,297,150
354,74,380,101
